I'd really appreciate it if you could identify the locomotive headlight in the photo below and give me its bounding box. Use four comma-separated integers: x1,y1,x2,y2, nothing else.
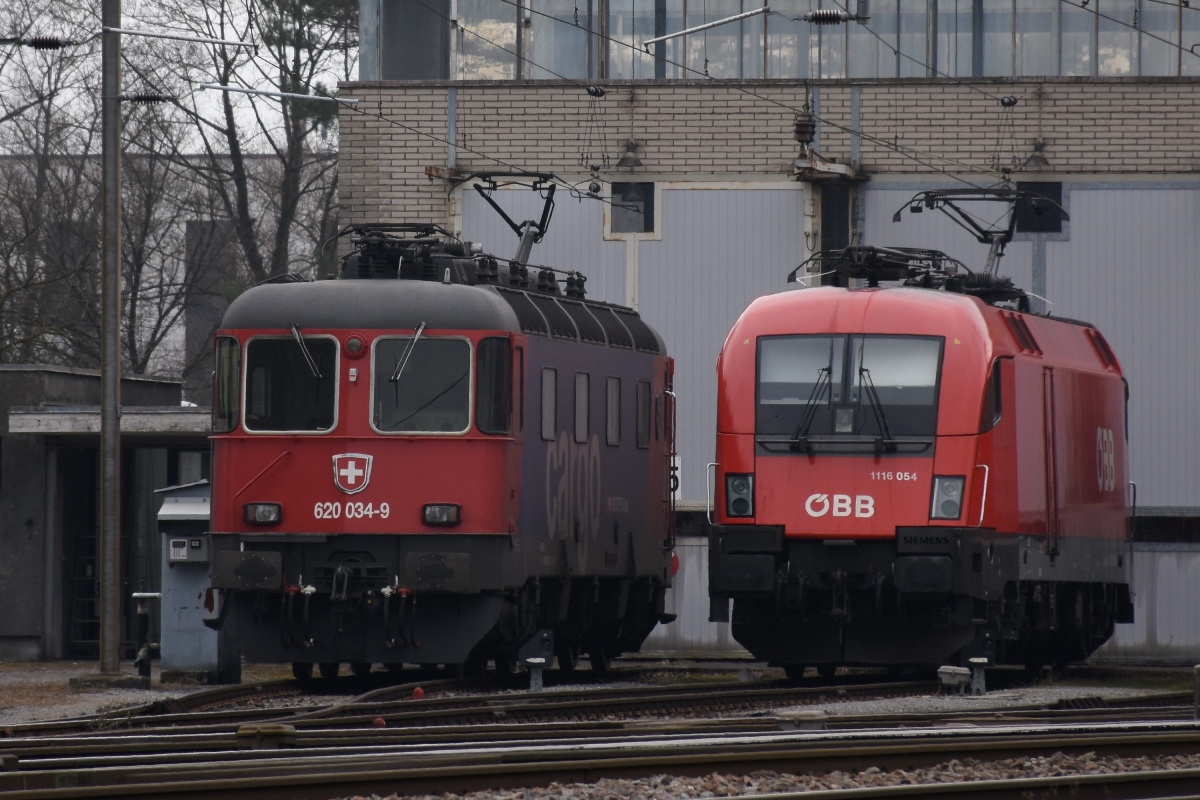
244,502,282,525
726,473,754,518
930,476,966,520
423,503,461,526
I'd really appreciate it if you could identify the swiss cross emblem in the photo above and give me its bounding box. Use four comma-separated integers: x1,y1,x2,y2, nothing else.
332,453,373,495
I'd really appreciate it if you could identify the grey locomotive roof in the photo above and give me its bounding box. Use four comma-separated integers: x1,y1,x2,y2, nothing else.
220,279,522,332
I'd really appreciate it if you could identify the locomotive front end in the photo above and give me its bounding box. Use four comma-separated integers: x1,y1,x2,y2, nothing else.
709,288,1008,672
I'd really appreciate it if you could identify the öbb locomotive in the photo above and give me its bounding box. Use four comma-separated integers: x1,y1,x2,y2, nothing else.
708,190,1134,675
207,223,675,678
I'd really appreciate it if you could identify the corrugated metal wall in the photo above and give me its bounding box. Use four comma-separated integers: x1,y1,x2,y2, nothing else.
642,536,744,654
1044,188,1200,511
1096,544,1200,664
639,187,806,507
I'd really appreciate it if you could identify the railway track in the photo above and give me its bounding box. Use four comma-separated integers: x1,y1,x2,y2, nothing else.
5,717,1200,798
2,671,1196,799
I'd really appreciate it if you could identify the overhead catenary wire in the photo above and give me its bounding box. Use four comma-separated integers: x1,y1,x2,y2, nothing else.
485,0,1001,184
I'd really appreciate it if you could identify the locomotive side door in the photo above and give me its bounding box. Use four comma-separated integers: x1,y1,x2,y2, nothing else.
1042,366,1060,557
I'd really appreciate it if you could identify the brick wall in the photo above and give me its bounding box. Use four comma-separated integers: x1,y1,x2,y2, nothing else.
338,78,1200,221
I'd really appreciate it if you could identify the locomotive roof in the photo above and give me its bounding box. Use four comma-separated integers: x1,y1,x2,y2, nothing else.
220,278,522,332
730,286,1118,375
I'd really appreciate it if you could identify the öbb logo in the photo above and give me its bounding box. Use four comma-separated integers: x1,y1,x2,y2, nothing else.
805,493,875,518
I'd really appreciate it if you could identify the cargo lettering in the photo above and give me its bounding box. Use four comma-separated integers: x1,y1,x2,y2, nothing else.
546,432,602,560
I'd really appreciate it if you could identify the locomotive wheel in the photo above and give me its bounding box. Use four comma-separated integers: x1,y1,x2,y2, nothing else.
588,646,612,676
783,664,807,681
318,662,339,678
384,662,405,673
291,662,314,681
494,655,518,676
556,645,579,673
817,664,838,679
350,661,372,677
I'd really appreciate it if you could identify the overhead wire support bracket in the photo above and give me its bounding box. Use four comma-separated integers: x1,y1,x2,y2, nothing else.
642,6,770,50
195,83,355,105
102,27,254,49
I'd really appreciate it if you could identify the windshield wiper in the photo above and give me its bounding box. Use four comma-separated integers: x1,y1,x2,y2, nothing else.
858,366,897,453
290,324,322,379
390,321,427,383
789,367,830,453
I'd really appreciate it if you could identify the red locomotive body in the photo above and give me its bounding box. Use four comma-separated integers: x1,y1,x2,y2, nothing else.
710,274,1133,674
208,226,675,679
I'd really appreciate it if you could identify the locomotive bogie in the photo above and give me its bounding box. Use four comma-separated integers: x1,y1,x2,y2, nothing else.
709,286,1133,670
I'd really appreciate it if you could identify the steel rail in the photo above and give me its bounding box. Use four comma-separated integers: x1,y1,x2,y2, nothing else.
7,723,1200,798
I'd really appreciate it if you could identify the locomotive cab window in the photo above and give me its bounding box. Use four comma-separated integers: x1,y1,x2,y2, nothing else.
476,337,511,435
757,335,942,446
244,335,337,432
373,336,471,434
214,336,241,433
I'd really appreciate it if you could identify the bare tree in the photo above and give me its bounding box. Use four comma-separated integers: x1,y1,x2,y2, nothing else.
130,0,356,283
0,2,103,367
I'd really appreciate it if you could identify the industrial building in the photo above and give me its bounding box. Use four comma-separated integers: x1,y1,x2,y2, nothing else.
342,0,1200,661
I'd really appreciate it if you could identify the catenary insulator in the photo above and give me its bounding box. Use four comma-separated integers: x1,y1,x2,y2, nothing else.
121,93,171,104
27,36,70,49
803,9,853,25
794,112,815,146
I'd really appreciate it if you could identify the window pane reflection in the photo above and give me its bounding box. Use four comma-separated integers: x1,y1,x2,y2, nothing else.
607,0,658,79
458,0,516,79
1016,0,1056,76
897,0,927,78
848,3,896,79
767,0,815,79
529,0,595,79
445,0,1191,81
1140,3,1179,77
981,0,1013,77
1098,0,1137,76
1061,4,1094,75
937,0,973,77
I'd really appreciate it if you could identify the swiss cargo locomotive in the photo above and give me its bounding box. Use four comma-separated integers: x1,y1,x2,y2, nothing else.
207,222,675,679
708,190,1133,675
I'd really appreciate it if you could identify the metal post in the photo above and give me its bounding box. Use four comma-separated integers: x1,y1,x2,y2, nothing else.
1193,664,1200,720
100,0,123,675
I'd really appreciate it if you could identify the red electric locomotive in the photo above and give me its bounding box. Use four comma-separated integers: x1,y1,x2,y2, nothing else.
207,220,675,679
708,190,1133,675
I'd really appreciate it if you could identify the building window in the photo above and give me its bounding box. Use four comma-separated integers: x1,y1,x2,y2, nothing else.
420,1,1200,83
611,182,654,234
575,372,589,443
606,377,621,446
542,368,557,441
1015,182,1063,234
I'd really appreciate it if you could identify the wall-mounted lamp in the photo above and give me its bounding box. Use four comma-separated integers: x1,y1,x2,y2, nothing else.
617,140,642,168
1022,138,1050,171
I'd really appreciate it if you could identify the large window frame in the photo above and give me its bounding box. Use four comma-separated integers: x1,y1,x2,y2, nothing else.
446,1,1194,81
